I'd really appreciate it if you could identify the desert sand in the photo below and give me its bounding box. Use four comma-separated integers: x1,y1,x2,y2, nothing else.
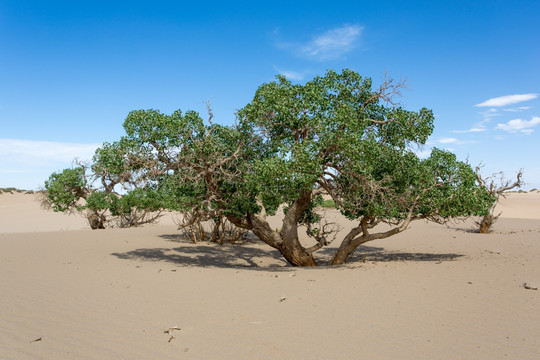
0,191,539,359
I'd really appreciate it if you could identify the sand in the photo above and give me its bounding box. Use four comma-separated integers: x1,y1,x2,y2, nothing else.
0,192,539,359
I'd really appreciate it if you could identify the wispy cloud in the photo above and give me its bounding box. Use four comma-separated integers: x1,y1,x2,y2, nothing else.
475,93,538,107
503,106,532,112
0,139,99,165
453,127,488,134
438,137,460,144
454,108,502,133
479,108,501,119
276,24,363,61
272,66,308,81
0,139,100,189
436,137,476,146
301,25,363,60
495,116,540,134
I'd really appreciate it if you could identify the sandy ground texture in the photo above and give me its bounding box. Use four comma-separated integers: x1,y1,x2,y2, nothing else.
0,192,539,359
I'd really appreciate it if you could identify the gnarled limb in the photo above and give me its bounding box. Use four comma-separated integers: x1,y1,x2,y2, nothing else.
475,168,523,233
332,203,416,265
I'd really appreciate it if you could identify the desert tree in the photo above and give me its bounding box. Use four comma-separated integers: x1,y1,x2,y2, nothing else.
475,167,523,233
120,105,249,242
118,69,494,266
42,163,108,229
90,138,165,227
43,139,164,229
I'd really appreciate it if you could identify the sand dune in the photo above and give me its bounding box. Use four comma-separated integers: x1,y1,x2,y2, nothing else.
1,192,539,359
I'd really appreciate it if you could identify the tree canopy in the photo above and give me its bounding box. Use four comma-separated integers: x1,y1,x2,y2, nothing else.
43,139,165,229
44,69,495,265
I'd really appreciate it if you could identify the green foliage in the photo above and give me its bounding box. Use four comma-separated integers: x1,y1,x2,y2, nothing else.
110,188,164,216
236,70,436,216
43,140,164,227
84,191,112,212
298,195,324,225
102,69,489,235
321,199,337,208
417,149,494,219
44,167,87,212
43,69,494,262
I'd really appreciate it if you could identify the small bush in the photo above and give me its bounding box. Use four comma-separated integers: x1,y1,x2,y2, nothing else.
0,187,23,194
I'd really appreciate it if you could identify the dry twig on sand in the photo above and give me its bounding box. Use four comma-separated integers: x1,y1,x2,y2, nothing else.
164,326,181,342
522,283,538,290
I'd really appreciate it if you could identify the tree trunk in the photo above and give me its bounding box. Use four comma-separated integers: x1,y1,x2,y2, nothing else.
478,215,493,234
278,242,317,266
227,190,318,266
277,190,318,266
330,224,365,265
332,234,367,265
331,243,356,265
249,213,318,267
87,211,105,229
331,216,410,265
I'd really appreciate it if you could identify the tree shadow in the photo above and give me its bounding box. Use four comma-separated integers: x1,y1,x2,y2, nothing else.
316,245,464,264
112,232,464,269
158,232,261,245
447,226,479,234
112,232,288,269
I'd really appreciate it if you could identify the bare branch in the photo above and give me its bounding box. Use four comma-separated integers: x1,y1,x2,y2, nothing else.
362,72,407,110
474,166,524,233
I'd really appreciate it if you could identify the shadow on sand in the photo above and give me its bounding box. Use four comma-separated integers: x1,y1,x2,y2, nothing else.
111,232,464,269
317,246,463,264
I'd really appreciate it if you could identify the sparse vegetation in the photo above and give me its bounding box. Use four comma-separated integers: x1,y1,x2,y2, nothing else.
475,168,523,233
0,187,26,194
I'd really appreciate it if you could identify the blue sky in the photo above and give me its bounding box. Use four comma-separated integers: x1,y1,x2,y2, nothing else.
1,1,539,190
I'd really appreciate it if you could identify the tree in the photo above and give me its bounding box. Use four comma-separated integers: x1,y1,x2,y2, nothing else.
117,69,494,266
42,164,108,229
43,139,164,229
475,168,523,233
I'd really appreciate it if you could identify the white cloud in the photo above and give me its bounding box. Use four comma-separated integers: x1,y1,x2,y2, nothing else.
301,25,362,60
453,127,488,134
454,112,492,133
275,24,363,61
0,139,100,189
475,93,538,107
484,108,499,114
436,137,476,145
272,66,307,81
438,137,459,144
495,116,540,134
0,139,99,164
503,106,532,112
478,108,501,122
